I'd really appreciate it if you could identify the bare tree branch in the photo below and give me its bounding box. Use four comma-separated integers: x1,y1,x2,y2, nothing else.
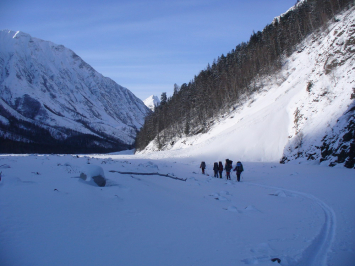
109,170,187,181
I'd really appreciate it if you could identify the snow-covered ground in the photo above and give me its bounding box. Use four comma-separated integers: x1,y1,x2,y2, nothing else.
0,152,354,266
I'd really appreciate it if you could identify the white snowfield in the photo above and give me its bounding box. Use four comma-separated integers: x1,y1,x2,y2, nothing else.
0,152,354,266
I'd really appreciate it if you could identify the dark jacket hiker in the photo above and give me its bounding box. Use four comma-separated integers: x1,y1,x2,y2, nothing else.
200,161,206,174
225,159,233,180
218,161,223,178
233,161,244,182
213,162,219,178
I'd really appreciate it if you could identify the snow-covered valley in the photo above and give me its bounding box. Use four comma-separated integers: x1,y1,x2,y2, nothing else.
0,152,354,266
1,3,354,266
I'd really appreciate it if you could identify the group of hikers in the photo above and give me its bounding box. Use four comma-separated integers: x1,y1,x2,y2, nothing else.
199,159,244,182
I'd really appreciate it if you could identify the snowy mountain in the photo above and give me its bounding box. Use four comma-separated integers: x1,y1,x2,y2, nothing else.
139,6,355,169
0,30,151,153
143,95,160,111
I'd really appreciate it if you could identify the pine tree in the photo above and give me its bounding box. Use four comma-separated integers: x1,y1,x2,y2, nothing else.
160,92,167,105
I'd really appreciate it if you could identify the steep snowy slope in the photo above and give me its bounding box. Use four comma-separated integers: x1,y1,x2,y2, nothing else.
140,7,355,168
0,30,151,153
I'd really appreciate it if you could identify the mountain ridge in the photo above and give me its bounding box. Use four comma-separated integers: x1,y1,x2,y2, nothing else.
0,30,151,153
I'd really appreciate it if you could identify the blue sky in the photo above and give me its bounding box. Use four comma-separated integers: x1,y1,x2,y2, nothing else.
1,0,297,101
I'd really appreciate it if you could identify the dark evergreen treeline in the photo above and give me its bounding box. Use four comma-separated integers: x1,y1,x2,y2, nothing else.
136,0,354,151
0,137,131,154
0,106,132,154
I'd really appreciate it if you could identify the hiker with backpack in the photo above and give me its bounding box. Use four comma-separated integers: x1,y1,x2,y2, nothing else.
233,161,244,182
213,162,219,178
218,161,223,178
200,161,206,174
225,159,233,180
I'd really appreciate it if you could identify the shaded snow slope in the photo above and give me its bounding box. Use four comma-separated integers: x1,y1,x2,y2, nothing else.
140,7,355,167
0,30,150,150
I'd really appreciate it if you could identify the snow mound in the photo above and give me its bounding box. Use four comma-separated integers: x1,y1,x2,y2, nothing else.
244,205,261,212
226,206,239,212
138,161,159,170
79,164,106,187
270,190,287,197
212,193,229,201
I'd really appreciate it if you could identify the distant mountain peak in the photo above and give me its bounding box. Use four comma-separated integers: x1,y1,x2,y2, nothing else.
144,95,160,111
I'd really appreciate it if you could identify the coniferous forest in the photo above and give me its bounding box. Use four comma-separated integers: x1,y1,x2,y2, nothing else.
135,0,354,151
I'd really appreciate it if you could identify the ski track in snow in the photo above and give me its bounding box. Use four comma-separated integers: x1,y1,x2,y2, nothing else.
244,181,336,266
1,154,354,266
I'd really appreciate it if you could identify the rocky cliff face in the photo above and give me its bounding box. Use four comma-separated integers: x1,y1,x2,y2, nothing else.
0,30,151,153
280,9,355,168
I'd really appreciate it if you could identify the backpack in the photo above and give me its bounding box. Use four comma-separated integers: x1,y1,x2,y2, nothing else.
236,161,243,172
225,159,233,171
213,162,218,170
218,162,223,171
201,161,206,168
